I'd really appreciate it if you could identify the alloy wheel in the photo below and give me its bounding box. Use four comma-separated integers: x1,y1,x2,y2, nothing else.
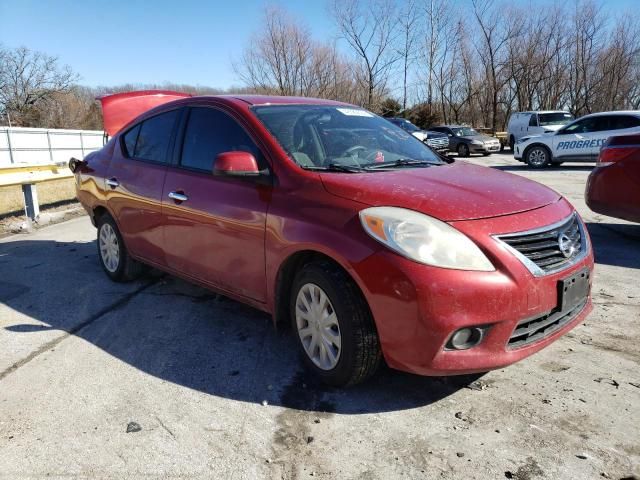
528,147,548,167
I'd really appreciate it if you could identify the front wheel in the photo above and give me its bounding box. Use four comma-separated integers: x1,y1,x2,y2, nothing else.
97,213,145,282
457,143,470,157
524,145,551,169
290,261,381,386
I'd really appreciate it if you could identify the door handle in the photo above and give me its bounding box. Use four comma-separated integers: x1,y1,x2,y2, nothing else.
168,191,188,202
106,178,119,188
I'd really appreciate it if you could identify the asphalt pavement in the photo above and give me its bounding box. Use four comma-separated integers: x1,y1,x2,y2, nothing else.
0,153,638,479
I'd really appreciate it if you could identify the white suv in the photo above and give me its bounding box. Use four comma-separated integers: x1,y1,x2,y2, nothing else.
513,111,640,168
507,111,574,150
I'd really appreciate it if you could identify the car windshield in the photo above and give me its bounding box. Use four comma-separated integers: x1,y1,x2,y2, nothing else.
252,105,443,170
452,127,478,137
539,112,574,126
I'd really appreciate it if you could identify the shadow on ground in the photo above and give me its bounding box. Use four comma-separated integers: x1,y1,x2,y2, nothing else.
586,221,640,270
0,238,484,414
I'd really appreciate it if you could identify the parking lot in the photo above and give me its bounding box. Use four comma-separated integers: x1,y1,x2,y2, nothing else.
0,153,638,479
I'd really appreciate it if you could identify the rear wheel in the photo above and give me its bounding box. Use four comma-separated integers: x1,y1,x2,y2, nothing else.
290,261,381,386
482,152,490,157
97,213,145,282
509,136,515,151
524,145,551,169
457,143,470,157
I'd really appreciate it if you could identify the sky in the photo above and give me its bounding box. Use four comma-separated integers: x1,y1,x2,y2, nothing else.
1,0,638,90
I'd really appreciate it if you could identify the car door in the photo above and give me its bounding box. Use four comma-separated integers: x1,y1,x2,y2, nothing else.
105,108,182,264
162,105,271,302
526,113,542,137
552,116,609,161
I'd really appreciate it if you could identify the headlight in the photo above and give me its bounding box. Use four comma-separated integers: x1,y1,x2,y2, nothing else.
359,207,495,271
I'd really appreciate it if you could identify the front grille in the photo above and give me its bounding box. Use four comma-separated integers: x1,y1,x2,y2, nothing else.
508,299,587,349
427,137,449,150
496,214,585,276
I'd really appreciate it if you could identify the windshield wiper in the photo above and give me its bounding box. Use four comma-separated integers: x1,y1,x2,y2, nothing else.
363,158,440,170
301,163,364,173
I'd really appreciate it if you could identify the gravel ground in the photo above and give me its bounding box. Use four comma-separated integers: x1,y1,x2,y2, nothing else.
0,153,638,479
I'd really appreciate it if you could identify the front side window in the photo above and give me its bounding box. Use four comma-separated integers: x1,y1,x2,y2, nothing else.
528,115,538,127
252,105,442,170
559,117,603,134
126,109,180,163
180,107,263,172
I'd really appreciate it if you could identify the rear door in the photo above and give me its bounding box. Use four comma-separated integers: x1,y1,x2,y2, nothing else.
161,105,271,302
105,108,182,264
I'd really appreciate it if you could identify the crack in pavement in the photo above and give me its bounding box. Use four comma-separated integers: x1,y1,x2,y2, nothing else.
0,279,158,382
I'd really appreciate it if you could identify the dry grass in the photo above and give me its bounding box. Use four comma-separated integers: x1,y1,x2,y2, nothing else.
0,178,77,216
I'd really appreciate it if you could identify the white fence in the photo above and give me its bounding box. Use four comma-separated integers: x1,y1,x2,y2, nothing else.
0,127,105,167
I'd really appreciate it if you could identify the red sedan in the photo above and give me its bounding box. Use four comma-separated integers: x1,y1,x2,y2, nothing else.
586,134,640,222
70,91,594,386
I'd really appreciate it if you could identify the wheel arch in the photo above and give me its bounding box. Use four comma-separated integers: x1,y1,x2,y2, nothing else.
523,142,554,162
273,249,371,329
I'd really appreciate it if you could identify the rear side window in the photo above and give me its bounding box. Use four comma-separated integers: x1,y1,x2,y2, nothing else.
180,107,263,172
127,110,180,163
123,124,140,157
609,115,640,130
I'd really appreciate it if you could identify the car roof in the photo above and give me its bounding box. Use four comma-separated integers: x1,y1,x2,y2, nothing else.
581,110,640,118
212,95,351,107
513,110,570,115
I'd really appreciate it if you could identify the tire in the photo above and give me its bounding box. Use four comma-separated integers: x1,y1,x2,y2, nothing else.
524,145,551,169
290,260,381,387
96,213,145,282
509,136,515,152
457,143,470,157
482,152,490,157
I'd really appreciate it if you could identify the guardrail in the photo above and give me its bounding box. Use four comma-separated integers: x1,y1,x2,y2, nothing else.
0,163,76,224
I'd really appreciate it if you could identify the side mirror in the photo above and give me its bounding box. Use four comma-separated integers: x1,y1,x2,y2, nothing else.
213,151,260,177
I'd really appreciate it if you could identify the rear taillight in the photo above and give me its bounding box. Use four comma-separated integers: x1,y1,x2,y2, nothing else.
597,134,640,167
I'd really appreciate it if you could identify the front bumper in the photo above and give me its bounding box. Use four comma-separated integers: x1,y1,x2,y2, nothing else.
352,201,594,376
469,143,501,154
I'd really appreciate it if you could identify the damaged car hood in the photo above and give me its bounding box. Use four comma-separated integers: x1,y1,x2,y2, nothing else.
320,161,560,222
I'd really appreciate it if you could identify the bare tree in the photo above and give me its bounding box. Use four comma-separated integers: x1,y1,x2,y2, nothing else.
471,0,521,131
0,46,78,126
330,0,399,109
397,0,420,111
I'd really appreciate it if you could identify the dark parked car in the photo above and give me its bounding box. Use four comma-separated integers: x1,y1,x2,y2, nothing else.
430,125,501,157
69,91,593,386
586,133,640,222
387,118,449,153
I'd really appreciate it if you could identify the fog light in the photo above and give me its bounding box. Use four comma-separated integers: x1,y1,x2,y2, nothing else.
447,327,485,350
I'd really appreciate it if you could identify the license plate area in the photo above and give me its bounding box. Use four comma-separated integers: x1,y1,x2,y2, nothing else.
558,268,590,311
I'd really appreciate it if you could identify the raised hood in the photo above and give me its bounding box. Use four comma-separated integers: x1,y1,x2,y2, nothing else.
98,90,191,136
321,161,560,221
